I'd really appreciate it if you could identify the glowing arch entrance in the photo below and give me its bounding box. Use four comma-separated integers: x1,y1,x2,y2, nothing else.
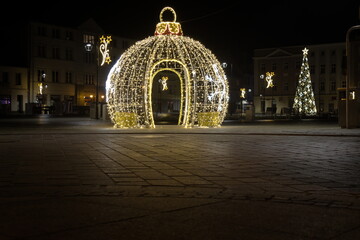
151,70,181,125
147,60,190,127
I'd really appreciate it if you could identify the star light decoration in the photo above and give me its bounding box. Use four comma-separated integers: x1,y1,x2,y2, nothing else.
293,47,317,115
99,35,112,66
106,7,229,128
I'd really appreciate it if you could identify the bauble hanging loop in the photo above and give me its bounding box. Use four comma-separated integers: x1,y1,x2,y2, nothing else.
155,6,183,36
160,7,177,22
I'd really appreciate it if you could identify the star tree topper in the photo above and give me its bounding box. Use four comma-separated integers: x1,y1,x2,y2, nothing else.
302,47,309,55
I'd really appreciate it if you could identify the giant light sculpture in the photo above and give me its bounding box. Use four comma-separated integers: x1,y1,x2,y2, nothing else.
106,7,229,128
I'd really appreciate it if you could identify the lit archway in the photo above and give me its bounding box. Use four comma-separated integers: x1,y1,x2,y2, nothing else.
148,60,189,127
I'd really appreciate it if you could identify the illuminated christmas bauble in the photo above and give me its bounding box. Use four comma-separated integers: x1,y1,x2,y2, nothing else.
106,7,229,128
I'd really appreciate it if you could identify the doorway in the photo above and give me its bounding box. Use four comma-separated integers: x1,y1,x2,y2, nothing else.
17,95,23,113
152,71,181,125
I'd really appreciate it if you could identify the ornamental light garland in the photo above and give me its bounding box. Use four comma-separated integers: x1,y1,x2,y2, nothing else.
106,7,229,128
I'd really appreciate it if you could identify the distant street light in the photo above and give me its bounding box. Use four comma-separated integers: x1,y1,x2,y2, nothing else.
84,35,112,119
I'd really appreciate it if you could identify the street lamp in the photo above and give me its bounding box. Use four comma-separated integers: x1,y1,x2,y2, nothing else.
84,35,112,119
84,43,93,52
345,25,360,128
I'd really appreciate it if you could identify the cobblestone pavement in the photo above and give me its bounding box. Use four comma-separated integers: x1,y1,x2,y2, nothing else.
0,118,360,239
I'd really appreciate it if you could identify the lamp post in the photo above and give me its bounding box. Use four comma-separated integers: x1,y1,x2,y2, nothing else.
345,25,360,128
84,35,112,119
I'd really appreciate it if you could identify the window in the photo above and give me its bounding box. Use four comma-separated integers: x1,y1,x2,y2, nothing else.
65,30,73,40
330,81,336,91
83,34,95,44
85,74,94,85
52,47,60,59
85,52,95,64
320,65,325,74
37,44,47,57
52,28,60,39
37,26,47,36
272,63,276,71
15,73,21,85
341,80,346,88
65,48,73,61
320,82,325,91
331,64,336,73
260,63,265,72
0,95,11,104
37,70,46,82
52,71,59,83
1,72,9,86
65,72,72,83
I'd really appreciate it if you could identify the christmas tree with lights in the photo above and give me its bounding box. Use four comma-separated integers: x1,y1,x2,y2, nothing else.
293,47,317,116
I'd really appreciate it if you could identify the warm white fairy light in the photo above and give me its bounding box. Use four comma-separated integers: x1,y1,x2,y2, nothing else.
99,35,112,66
240,88,246,99
350,91,356,100
160,76,169,91
38,82,43,94
293,47,317,115
265,72,275,88
106,7,229,128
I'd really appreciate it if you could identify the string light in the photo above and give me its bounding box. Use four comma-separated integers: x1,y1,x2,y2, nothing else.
38,82,43,94
160,76,169,91
293,47,317,115
99,35,112,66
240,88,246,99
265,72,275,88
106,7,229,128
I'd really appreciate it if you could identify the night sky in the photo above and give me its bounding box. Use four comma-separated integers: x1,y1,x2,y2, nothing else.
1,0,359,75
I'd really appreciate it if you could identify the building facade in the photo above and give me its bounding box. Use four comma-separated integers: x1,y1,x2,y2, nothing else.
0,19,135,115
0,66,28,113
28,19,135,114
253,43,346,116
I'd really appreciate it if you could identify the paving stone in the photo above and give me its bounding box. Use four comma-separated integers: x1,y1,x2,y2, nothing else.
1,118,360,239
